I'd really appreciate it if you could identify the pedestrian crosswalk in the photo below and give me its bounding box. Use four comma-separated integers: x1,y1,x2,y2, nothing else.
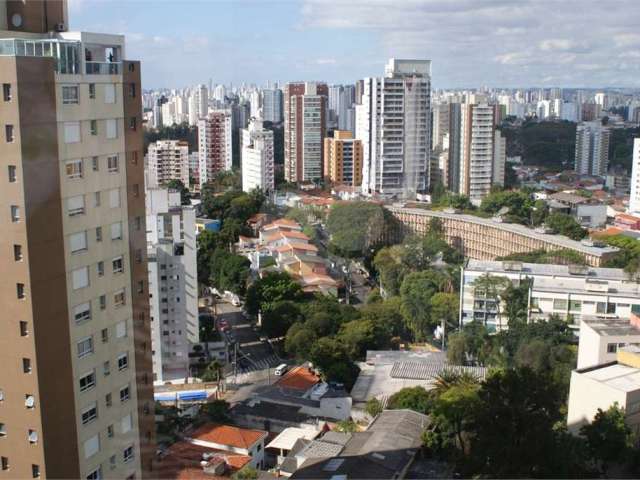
237,353,281,373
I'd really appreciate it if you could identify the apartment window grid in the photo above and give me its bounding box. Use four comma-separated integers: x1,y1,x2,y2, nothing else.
8,165,17,182
62,85,79,105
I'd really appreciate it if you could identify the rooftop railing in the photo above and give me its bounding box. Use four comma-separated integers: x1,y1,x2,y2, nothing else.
0,38,81,74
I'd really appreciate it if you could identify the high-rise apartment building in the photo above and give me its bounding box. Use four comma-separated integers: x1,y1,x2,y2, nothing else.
323,130,363,187
0,1,155,478
147,140,189,188
284,82,328,182
357,58,431,198
241,118,275,193
198,110,232,186
575,121,611,177
456,103,506,202
145,188,197,383
629,138,640,215
262,88,283,123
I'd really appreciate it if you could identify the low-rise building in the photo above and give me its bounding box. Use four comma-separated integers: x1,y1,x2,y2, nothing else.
577,316,640,369
186,424,268,469
567,348,640,435
460,259,640,332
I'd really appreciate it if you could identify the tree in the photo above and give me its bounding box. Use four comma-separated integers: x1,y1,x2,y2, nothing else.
210,250,250,294
400,270,448,340
373,245,407,296
245,272,303,316
204,399,230,423
580,403,636,474
201,360,224,383
365,398,383,418
471,273,510,330
387,386,433,414
232,466,258,480
431,380,480,454
308,337,360,390
430,292,460,336
338,319,387,359
335,420,358,433
359,296,408,341
326,202,387,257
446,322,492,366
545,212,587,240
501,278,531,327
262,300,302,338
285,323,318,361
165,179,192,205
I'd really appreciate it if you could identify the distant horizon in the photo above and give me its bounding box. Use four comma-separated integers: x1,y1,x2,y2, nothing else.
69,0,640,90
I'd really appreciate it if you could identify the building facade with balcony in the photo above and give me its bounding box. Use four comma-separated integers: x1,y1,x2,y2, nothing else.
0,1,155,478
460,259,640,332
146,188,198,384
146,139,189,188
386,206,619,267
198,110,232,186
241,118,275,193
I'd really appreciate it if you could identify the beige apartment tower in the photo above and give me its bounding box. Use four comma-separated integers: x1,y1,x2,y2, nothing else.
323,130,363,187
0,1,155,479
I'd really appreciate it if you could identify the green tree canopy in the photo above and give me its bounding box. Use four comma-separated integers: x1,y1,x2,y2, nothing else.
387,386,433,414
245,272,303,316
326,202,387,257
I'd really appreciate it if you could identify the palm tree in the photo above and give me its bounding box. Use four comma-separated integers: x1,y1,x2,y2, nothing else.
432,369,480,396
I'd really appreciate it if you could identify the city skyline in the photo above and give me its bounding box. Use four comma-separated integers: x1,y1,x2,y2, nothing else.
70,0,640,90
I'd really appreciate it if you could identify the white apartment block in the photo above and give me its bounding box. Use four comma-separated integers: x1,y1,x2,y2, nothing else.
460,260,640,333
198,110,232,186
147,139,189,188
241,118,275,193
629,138,640,215
575,121,611,177
358,58,431,199
146,188,198,383
577,317,640,369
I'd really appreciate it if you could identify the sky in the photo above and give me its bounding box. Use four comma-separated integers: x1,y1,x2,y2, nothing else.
69,0,640,90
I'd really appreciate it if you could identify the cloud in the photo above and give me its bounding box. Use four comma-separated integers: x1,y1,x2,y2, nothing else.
314,58,337,65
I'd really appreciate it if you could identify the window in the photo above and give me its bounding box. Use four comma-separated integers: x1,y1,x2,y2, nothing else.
119,385,130,402
107,155,119,172
23,358,32,373
101,328,109,343
79,371,96,392
104,83,116,104
607,303,617,314
73,302,91,324
67,195,85,216
65,159,83,179
137,281,144,294
81,404,98,425
14,244,23,261
129,83,136,98
103,361,110,376
132,184,140,197
10,205,20,222
116,320,127,338
20,321,28,336
110,222,122,240
0,424,5,437
569,300,582,312
28,429,38,444
597,302,606,314
25,395,35,409
99,295,106,310
106,119,117,139
109,188,120,208
86,467,101,480
17,283,25,299
97,261,104,277
94,191,101,207
135,249,143,263
129,117,137,131
89,83,96,99
107,424,114,438
83,435,100,459
607,343,617,353
8,165,17,182
63,122,81,143
117,353,129,371
62,85,79,104
77,337,93,358
135,216,142,230
109,455,116,469
123,445,134,463
131,151,138,165
72,266,89,290
90,120,97,136
2,83,11,101
552,299,568,311
114,290,126,308
121,414,132,433
2,457,8,471
105,393,112,407
5,124,14,142
32,464,40,478
92,156,99,171
112,256,124,274
96,227,102,242
70,231,88,254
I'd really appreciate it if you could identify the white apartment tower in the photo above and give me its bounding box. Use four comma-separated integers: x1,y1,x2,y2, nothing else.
198,110,233,186
575,121,611,177
0,1,155,478
357,58,432,198
145,188,198,383
241,118,275,193
457,103,506,203
147,140,190,188
629,138,640,215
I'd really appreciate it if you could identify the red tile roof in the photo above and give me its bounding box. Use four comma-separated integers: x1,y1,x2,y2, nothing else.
188,424,267,450
276,366,321,391
263,219,301,230
276,243,318,253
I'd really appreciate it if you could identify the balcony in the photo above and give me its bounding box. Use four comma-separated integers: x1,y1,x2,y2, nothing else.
86,61,121,75
0,38,80,74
